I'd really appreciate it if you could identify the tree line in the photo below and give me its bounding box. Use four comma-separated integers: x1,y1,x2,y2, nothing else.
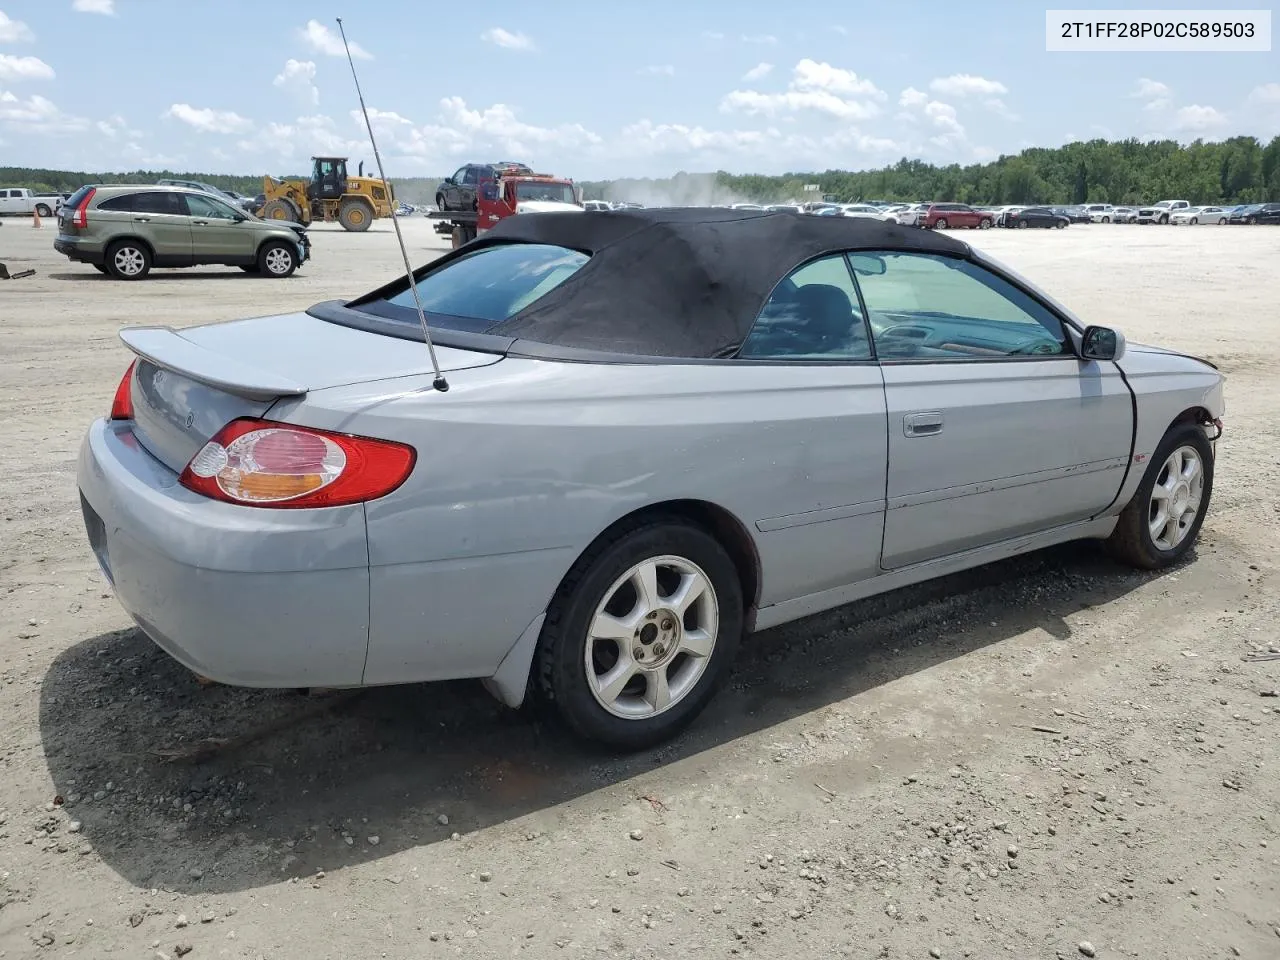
5,135,1279,207
581,135,1280,206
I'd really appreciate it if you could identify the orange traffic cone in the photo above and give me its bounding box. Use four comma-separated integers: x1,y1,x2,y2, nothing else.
32,208,41,228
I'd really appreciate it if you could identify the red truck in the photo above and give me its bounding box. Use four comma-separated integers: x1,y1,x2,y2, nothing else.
430,169,583,248
920,202,994,230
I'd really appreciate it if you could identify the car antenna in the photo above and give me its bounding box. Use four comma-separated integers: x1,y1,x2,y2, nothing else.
336,16,448,393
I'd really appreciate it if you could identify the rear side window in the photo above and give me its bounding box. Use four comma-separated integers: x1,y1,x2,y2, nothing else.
381,243,589,331
97,194,138,212
133,192,185,215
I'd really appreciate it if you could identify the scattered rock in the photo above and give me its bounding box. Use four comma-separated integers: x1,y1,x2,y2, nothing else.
67,821,82,834
367,836,380,846
479,871,492,882
1007,845,1019,859
930,950,943,959
129,913,144,928
174,944,192,957
200,913,214,924
629,829,644,841
436,814,450,826
188,868,203,880
1078,942,1096,957
174,914,188,929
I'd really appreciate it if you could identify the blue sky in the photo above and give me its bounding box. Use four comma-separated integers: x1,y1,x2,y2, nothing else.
1,1,1277,179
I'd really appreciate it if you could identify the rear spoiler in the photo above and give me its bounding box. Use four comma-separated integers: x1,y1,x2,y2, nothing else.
119,326,307,401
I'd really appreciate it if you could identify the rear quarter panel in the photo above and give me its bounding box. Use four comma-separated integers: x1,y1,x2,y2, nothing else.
270,358,889,683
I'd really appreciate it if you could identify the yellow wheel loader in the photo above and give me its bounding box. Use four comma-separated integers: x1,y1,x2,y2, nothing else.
257,157,393,232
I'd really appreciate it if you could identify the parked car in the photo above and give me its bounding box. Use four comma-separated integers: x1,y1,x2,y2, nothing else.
76,208,1225,749
156,178,255,212
1006,207,1069,229
1110,206,1138,223
921,203,994,230
886,203,930,227
837,204,888,219
1085,203,1115,222
54,185,310,280
1229,202,1280,224
0,186,59,218
1170,206,1229,225
583,200,613,212
1137,200,1190,224
1227,203,1262,224
435,162,534,212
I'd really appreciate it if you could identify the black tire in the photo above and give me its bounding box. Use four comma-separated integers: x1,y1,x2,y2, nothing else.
257,240,297,278
35,203,53,218
260,199,296,222
1246,216,1257,224
1102,216,1110,223
1106,421,1214,570
435,194,446,212
1017,219,1027,229
338,198,373,232
1159,214,1169,225
979,218,992,229
105,239,151,280
1055,221,1066,229
534,519,744,750
935,217,948,229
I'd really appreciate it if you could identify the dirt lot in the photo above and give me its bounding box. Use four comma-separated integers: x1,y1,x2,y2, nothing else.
1,217,1278,960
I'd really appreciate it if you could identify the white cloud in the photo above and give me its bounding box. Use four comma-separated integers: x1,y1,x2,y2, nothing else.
742,62,773,82
640,64,675,76
71,0,115,14
741,34,777,44
0,90,89,133
299,19,371,59
1173,104,1227,132
1248,82,1280,104
929,74,1007,98
1144,98,1171,112
923,100,963,137
1132,78,1170,99
0,54,54,80
722,58,884,122
701,30,725,40
984,97,1019,121
481,27,534,51
898,87,928,108
165,103,253,134
273,59,318,107
0,10,34,42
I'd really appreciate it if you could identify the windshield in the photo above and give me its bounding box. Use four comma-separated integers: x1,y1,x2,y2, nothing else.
514,181,577,204
374,243,589,332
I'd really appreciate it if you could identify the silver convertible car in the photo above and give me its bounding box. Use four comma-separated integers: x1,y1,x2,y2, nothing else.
78,209,1225,750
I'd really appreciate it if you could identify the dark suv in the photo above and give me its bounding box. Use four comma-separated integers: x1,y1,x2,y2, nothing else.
434,161,533,212
921,203,993,230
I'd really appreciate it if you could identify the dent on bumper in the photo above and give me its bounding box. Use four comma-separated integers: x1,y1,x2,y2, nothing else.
77,420,371,687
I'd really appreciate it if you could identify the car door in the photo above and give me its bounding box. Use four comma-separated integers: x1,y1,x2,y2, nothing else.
1260,203,1280,224
0,189,19,214
733,253,888,602
127,191,193,266
953,204,978,227
852,250,1134,569
184,193,256,264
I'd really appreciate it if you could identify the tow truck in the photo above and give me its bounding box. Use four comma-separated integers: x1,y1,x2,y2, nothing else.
429,170,583,248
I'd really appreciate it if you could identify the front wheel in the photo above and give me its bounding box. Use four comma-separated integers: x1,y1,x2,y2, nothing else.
1102,216,1111,223
257,240,298,278
534,520,744,750
1189,218,1198,225
1217,217,1226,225
1106,422,1214,570
1017,219,1027,229
978,218,992,229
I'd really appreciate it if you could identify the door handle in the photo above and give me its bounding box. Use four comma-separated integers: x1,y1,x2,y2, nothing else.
904,412,944,437
134,217,151,222
191,220,209,225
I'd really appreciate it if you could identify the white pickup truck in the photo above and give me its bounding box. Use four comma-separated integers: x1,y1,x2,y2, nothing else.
1136,199,1190,225
0,188,62,218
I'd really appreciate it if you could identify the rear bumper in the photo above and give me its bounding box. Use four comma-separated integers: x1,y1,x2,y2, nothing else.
76,419,371,687
54,236,103,265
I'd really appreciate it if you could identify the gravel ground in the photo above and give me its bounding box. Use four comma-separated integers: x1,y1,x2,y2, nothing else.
1,217,1278,960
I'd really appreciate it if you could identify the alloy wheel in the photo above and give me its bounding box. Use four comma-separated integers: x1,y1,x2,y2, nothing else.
113,246,146,277
1148,445,1204,551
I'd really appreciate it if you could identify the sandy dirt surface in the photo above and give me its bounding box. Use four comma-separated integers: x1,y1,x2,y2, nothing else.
1,217,1278,960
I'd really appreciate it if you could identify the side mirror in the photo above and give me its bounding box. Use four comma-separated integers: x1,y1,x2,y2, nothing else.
1080,325,1126,362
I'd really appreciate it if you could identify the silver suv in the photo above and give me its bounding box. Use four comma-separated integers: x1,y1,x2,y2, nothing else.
54,185,310,280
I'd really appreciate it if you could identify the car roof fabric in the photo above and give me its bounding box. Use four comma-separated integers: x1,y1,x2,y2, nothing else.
368,208,970,359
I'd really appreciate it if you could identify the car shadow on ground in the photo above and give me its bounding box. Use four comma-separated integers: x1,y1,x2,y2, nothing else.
39,541,1161,894
48,271,271,282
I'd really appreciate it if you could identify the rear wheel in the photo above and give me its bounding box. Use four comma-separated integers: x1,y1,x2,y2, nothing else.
435,194,446,211
935,217,948,229
1106,421,1213,570
105,240,151,280
1190,217,1199,225
257,240,297,278
35,203,53,218
1102,216,1111,223
261,199,296,222
338,198,373,232
1055,221,1066,229
1017,219,1028,229
534,519,744,750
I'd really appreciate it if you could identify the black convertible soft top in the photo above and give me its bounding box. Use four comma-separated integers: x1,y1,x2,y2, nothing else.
344,208,970,360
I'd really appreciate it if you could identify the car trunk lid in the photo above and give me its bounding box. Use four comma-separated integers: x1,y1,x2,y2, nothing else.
118,311,502,472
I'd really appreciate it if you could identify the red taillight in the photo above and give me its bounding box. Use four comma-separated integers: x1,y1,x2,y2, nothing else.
179,418,416,509
109,360,136,420
73,187,96,229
